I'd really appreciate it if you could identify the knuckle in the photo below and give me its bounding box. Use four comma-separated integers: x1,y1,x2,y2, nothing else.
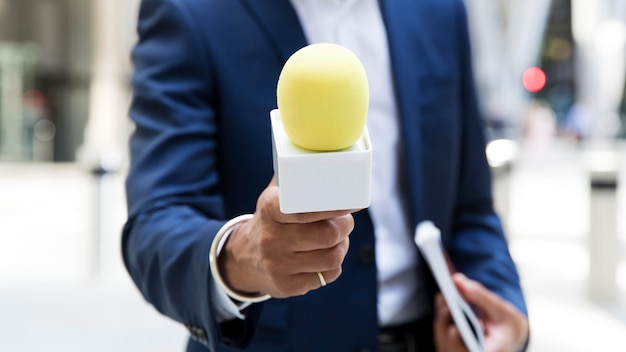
257,230,276,252
339,237,350,254
327,246,346,268
336,266,343,278
257,191,279,220
336,214,355,232
318,230,338,248
326,267,343,283
321,220,348,247
257,235,270,251
260,203,277,223
256,191,271,213
260,258,281,277
344,214,355,230
334,216,354,236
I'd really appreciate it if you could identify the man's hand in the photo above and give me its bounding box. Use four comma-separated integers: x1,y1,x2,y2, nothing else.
434,273,529,352
218,177,357,298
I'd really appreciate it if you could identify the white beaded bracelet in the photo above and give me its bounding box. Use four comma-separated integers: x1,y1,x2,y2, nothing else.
209,214,272,303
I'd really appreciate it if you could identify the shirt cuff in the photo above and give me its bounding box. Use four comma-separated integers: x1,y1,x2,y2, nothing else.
209,215,259,322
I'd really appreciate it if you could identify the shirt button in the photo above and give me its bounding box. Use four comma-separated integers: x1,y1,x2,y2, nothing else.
358,244,375,264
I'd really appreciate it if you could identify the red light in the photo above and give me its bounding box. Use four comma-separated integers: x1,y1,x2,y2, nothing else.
522,67,546,93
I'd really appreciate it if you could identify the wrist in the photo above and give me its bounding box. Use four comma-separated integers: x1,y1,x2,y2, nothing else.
209,214,271,303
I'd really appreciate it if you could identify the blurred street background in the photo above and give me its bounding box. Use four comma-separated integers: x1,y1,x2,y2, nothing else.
1,0,626,351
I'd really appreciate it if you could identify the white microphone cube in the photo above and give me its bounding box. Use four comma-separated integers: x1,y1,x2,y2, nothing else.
270,109,372,214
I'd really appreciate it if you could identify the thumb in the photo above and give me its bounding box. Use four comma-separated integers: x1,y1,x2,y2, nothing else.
453,273,504,319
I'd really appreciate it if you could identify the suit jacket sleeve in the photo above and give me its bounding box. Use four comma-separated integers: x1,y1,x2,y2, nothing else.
448,1,528,318
122,1,263,350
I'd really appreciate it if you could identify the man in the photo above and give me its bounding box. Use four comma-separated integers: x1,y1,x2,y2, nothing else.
122,0,530,351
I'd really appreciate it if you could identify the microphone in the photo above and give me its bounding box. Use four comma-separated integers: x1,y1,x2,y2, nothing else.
270,43,373,213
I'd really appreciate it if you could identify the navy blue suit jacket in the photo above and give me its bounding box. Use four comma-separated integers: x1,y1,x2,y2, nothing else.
123,0,528,351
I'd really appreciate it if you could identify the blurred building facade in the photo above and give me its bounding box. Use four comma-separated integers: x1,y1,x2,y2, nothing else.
0,0,138,163
0,0,625,161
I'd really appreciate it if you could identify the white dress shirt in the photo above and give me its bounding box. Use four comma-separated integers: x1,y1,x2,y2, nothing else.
211,0,428,327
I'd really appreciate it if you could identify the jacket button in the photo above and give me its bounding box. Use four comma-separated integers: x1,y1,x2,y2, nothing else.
358,244,375,264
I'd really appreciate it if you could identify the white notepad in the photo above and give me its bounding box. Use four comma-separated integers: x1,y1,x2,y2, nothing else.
414,221,485,352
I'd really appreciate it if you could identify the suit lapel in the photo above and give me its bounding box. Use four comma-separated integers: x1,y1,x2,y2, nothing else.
379,0,424,226
239,0,308,63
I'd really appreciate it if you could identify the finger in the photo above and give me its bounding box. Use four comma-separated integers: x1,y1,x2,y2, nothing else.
453,273,508,319
433,294,450,348
257,214,353,256
315,268,341,287
434,294,469,352
278,207,361,225
435,293,449,321
291,239,350,273
259,178,362,224
269,267,342,297
446,325,469,352
252,178,355,280
288,214,355,251
262,238,349,277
